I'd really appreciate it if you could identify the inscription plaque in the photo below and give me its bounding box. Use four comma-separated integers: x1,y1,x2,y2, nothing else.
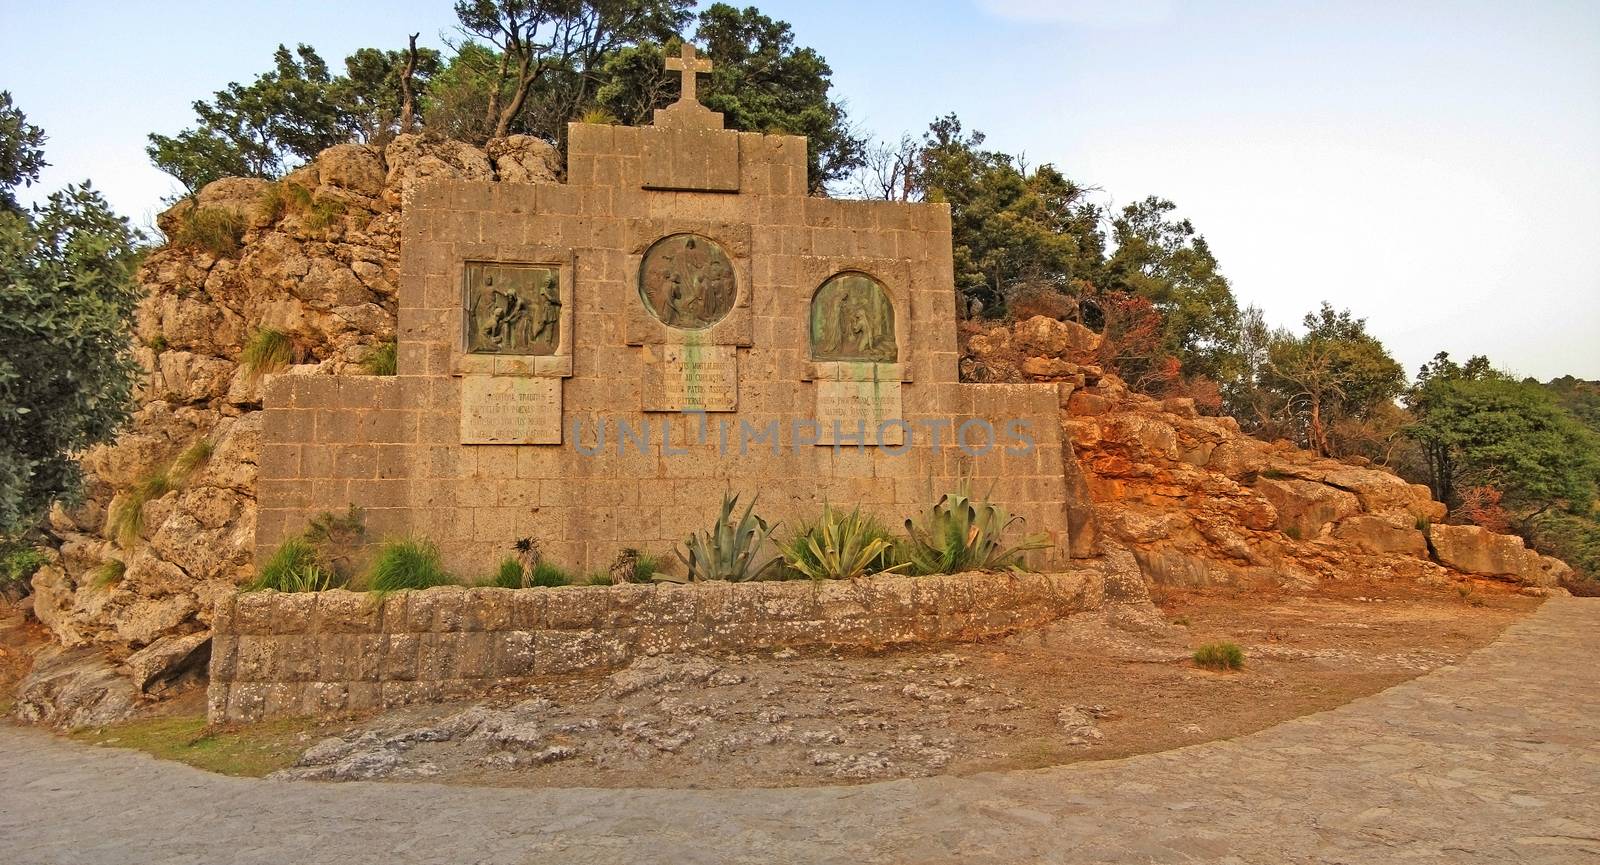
460,376,562,444
642,344,738,412
639,233,736,329
816,378,904,446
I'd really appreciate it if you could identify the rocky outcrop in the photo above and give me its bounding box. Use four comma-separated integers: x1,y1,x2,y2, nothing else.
968,315,1573,592
20,135,557,726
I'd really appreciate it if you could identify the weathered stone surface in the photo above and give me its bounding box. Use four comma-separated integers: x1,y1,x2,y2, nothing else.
13,647,140,729
1429,523,1552,586
119,631,212,692
1332,514,1428,556
485,135,560,184
1253,476,1360,539
209,563,1119,724
1012,315,1102,359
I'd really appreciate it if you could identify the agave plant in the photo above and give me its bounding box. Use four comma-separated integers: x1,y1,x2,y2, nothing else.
674,492,780,582
902,487,1050,575
783,505,907,581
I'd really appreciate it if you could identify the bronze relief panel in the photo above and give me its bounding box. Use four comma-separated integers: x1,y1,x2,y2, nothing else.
810,271,897,363
638,233,737,330
464,262,561,356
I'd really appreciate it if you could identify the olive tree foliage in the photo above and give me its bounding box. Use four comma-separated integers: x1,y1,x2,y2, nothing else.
1,97,143,538
0,92,47,215
147,42,442,193
1252,304,1406,457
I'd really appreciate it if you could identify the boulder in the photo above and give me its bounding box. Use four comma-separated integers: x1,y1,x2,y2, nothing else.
1332,514,1428,556
1012,315,1102,359
13,646,140,729
382,134,494,206
315,144,387,197
118,631,211,692
1254,477,1361,540
486,135,561,183
1428,523,1552,585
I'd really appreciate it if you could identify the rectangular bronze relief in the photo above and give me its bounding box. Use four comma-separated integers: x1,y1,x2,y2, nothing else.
463,262,561,356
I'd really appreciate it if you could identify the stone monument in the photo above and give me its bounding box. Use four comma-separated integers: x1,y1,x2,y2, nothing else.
256,44,1078,575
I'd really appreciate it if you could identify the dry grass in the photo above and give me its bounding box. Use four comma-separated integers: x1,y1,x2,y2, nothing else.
171,206,246,257
69,714,317,777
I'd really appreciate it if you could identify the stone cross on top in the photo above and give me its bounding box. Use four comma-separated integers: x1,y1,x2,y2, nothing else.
666,43,713,108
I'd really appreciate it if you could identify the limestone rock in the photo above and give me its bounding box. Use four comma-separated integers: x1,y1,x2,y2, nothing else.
118,631,211,692
314,144,387,197
383,134,494,206
1013,315,1102,359
1253,477,1361,540
1429,524,1552,586
487,135,561,183
1332,514,1428,556
13,646,140,729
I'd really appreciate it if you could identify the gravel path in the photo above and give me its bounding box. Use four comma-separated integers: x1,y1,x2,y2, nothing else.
2,598,1597,865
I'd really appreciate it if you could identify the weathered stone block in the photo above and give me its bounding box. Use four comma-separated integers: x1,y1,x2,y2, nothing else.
494,631,536,678
462,588,514,631
542,587,604,630
382,632,420,681
314,590,380,634
534,628,634,675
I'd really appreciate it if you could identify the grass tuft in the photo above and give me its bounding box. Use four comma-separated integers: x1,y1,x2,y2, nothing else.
245,538,342,592
91,558,126,589
107,467,177,548
241,329,293,378
479,557,527,589
1193,642,1245,671
360,340,397,376
172,206,246,256
364,538,456,594
171,438,214,481
528,562,572,588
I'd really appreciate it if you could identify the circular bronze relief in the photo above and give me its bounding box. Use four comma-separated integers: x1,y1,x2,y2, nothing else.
638,233,736,330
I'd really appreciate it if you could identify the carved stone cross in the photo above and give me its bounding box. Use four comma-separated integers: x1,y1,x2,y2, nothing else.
665,43,713,107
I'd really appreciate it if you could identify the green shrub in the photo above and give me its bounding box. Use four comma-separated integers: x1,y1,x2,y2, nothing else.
241,329,293,377
257,181,345,232
91,558,127,589
172,206,246,256
365,538,456,594
674,492,780,582
631,551,661,582
586,571,614,586
107,467,176,549
148,334,169,353
902,487,1049,575
782,504,905,581
1193,642,1245,671
302,506,366,579
360,341,397,376
1,544,48,595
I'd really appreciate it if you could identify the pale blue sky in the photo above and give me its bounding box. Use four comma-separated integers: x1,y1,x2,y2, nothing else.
3,0,1596,380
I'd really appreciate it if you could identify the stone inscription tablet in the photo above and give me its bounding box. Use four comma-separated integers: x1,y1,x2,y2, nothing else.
460,376,562,444
642,344,738,412
816,379,904,446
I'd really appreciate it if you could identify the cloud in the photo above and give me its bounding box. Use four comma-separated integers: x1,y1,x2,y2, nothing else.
976,0,1176,28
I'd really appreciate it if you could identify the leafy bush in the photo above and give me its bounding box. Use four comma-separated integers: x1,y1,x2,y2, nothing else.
901,487,1049,575
1,543,47,596
241,329,293,377
361,341,397,376
364,538,456,594
302,506,366,580
674,492,780,582
782,505,905,581
1193,642,1245,671
171,206,246,256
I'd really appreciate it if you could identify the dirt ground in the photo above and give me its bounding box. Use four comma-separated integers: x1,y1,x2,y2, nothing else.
204,575,1538,789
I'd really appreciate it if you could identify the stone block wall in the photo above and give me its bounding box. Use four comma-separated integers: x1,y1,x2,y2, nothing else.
209,569,1105,723
254,118,1080,578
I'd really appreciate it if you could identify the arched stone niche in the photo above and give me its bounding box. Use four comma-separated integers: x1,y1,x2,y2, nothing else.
810,271,898,363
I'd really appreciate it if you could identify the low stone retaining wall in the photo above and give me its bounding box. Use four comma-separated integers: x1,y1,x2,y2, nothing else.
208,569,1106,723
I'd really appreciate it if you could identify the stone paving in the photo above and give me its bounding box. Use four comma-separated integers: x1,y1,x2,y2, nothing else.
2,598,1597,865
